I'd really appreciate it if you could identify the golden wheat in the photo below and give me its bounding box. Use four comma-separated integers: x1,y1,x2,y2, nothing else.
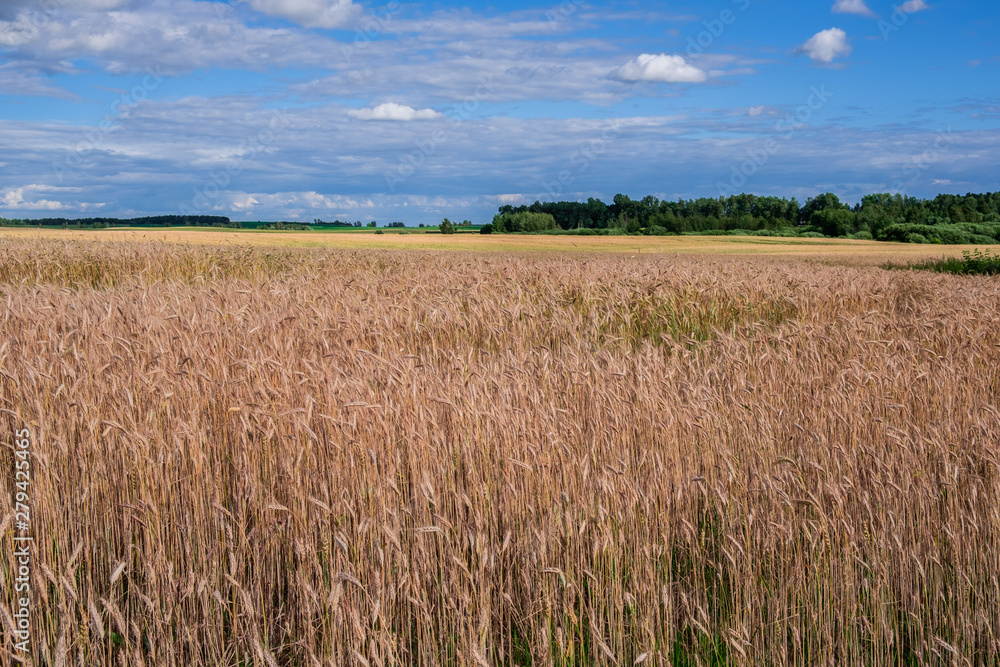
0,236,998,666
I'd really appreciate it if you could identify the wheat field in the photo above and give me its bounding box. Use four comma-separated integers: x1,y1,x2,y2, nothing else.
2,225,997,261
1,236,998,666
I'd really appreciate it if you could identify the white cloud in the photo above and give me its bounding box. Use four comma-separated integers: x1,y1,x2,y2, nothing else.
898,0,929,12
0,0,128,20
0,15,40,46
832,0,875,17
218,191,378,217
614,53,707,83
387,14,567,40
69,0,132,9
0,0,345,75
231,194,260,210
347,103,442,121
244,0,360,29
748,105,765,116
495,193,527,205
3,94,998,222
1,186,65,210
0,65,75,97
801,28,851,63
1,1,749,103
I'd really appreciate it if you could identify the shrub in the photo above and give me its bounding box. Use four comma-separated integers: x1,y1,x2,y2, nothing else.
878,223,985,245
480,224,493,235
887,248,1000,275
262,221,310,231
906,233,929,244
849,230,873,240
960,248,1000,274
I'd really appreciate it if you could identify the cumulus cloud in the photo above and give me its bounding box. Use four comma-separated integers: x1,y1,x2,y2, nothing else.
347,103,442,121
495,193,527,205
898,0,929,12
614,53,707,83
243,0,360,29
831,0,875,17
748,105,766,116
1,186,65,210
230,194,260,210
221,191,377,217
800,28,851,63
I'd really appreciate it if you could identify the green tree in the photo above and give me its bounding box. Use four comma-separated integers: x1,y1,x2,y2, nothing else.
799,192,846,223
439,218,455,234
811,208,856,237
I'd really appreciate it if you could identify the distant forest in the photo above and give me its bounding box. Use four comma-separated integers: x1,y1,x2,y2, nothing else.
0,215,239,229
4,192,1000,244
491,192,1000,244
0,215,378,230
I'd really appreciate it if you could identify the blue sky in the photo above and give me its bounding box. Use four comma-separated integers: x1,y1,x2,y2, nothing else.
0,0,997,224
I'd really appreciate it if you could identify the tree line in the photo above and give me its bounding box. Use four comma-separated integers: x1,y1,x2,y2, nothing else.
0,215,236,229
491,192,1000,244
0,216,409,230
